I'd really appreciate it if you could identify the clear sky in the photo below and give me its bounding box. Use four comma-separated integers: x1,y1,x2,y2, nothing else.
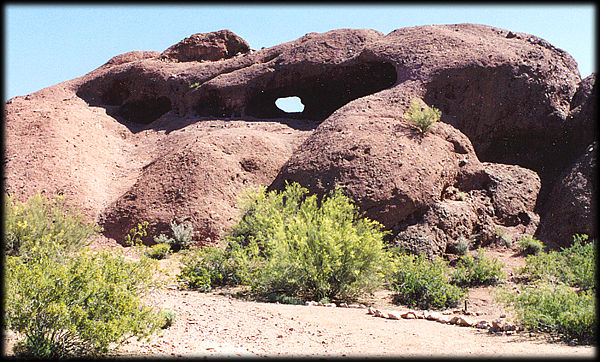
4,3,596,102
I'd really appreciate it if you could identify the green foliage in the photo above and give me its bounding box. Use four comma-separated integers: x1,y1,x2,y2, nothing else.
189,82,201,88
177,246,239,291
168,219,194,251
145,243,171,260
157,308,177,329
496,283,596,344
178,182,390,302
405,98,441,134
124,221,149,247
497,234,596,344
153,233,174,245
452,248,505,287
518,234,596,291
387,252,466,310
3,193,99,256
5,243,163,357
517,234,544,255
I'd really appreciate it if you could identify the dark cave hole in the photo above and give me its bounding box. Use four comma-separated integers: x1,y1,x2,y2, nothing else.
245,61,397,122
118,97,172,124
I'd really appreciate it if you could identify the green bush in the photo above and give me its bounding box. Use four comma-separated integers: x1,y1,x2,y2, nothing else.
494,227,513,248
177,246,240,291
5,243,163,357
497,234,596,344
452,248,505,287
387,252,466,310
3,193,99,256
497,283,596,344
518,234,544,255
179,183,390,302
518,234,595,291
124,221,149,247
405,98,441,134
145,243,171,260
158,308,177,329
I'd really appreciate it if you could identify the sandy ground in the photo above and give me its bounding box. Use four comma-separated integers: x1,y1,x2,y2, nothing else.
3,244,596,358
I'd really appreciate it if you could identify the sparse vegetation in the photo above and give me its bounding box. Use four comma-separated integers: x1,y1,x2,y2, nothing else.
124,221,149,247
494,227,513,248
454,236,470,255
517,234,544,255
405,98,441,134
497,234,596,344
451,248,505,287
387,251,466,310
145,242,171,259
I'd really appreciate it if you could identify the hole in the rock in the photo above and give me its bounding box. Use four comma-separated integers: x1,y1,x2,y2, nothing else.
119,97,172,124
275,96,305,113
216,61,397,122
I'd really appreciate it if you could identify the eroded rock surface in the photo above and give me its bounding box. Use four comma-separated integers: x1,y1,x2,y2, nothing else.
4,25,595,251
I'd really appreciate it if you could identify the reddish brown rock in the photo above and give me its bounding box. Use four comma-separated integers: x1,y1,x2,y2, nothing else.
160,29,250,62
4,24,591,250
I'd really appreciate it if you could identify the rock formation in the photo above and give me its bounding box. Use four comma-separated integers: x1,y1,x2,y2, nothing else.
4,24,596,252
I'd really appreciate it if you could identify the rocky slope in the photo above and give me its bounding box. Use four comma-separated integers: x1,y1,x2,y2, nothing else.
4,23,596,253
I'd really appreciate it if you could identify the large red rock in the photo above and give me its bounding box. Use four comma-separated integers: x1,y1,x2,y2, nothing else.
4,25,594,251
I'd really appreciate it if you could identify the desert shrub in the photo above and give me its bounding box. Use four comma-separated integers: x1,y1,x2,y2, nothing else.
387,252,466,310
3,193,99,256
454,236,470,255
518,234,595,291
240,183,389,301
5,242,163,357
517,234,544,255
452,248,505,287
497,283,596,344
178,246,239,291
158,309,177,329
124,221,149,247
497,234,596,344
145,243,171,260
179,183,390,302
168,219,194,251
405,98,441,134
153,233,174,245
494,227,513,248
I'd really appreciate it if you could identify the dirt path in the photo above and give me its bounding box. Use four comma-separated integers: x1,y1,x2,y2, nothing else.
112,288,594,358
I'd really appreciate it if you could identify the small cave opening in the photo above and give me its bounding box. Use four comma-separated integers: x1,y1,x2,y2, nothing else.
244,61,397,122
118,96,172,124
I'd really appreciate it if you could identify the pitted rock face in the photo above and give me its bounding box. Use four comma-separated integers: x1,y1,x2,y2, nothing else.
4,24,596,252
160,29,250,62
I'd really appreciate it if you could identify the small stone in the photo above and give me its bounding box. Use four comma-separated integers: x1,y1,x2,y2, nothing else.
500,313,507,318
324,303,336,307
373,309,384,318
425,311,442,320
475,320,490,329
402,311,417,319
387,311,403,320
367,307,376,315
436,315,453,324
348,304,361,308
339,303,348,308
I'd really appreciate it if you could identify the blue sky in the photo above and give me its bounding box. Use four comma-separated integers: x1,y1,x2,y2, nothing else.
4,4,596,102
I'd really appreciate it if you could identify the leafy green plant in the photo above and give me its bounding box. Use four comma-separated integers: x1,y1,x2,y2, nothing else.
178,182,390,302
405,98,441,134
456,192,468,201
518,234,544,255
145,243,171,260
178,246,239,291
452,248,505,287
497,234,596,344
387,252,466,310
158,309,177,329
124,221,149,246
3,193,99,256
5,243,163,357
517,234,595,291
496,283,595,344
